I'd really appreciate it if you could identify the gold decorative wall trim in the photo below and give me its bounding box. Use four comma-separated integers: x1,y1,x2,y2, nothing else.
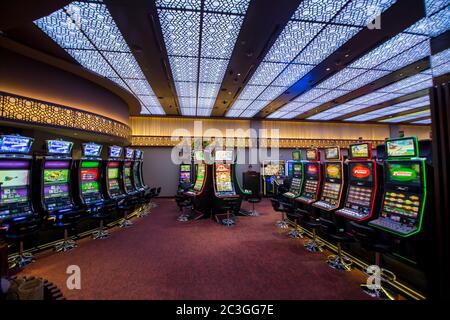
1,92,131,140
132,135,384,148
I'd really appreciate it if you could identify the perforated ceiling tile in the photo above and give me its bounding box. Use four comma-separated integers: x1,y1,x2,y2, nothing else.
333,0,397,26
67,49,117,77
175,81,197,97
248,62,287,86
204,0,250,14
156,0,201,10
292,0,347,22
168,56,198,82
271,64,315,87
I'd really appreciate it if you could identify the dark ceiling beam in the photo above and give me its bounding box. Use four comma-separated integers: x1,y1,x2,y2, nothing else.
256,0,425,118
300,58,430,120
211,0,303,117
431,29,450,56
336,88,429,120
0,0,71,30
104,0,180,115
370,105,430,122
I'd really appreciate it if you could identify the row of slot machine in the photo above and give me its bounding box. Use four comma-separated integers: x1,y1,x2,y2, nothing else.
0,134,148,234
282,136,428,238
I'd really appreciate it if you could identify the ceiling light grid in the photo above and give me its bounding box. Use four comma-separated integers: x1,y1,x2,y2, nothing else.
35,1,164,115
406,5,450,37
380,110,431,122
157,1,250,116
411,118,431,124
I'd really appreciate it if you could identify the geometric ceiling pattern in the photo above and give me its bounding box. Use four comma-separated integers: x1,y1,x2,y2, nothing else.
34,1,165,115
31,0,450,125
156,0,250,116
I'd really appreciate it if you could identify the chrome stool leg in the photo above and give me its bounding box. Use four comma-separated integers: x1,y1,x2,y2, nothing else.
9,241,35,268
55,229,77,252
276,211,289,229
221,210,235,227
304,229,323,252
118,212,133,228
361,253,396,300
248,202,259,216
288,220,304,238
92,220,109,240
327,243,352,271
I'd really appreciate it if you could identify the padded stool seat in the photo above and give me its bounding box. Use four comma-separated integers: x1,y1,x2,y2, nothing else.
246,197,261,216
320,217,354,271
6,218,40,268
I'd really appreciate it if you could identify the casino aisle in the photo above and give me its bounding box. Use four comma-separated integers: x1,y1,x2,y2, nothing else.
17,198,370,300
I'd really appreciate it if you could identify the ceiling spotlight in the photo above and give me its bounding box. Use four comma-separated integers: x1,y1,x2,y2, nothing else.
326,67,331,71
237,73,241,76
344,54,350,58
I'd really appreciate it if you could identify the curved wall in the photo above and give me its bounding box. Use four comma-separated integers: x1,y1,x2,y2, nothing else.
0,47,130,125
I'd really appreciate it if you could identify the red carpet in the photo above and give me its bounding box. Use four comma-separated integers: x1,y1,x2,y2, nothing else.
19,199,371,300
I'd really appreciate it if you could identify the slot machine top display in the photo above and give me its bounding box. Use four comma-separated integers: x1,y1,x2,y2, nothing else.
312,146,343,211
0,135,34,221
82,142,102,158
79,143,103,204
109,146,123,159
369,137,426,237
106,146,123,198
46,139,73,156
336,142,377,221
125,148,134,160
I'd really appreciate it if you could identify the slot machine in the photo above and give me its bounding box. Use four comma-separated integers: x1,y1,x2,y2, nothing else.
295,148,321,205
102,145,125,201
336,142,380,221
312,146,345,211
179,163,193,186
285,160,294,178
282,150,304,200
183,150,212,218
131,149,144,193
122,147,138,196
73,142,104,211
136,150,150,193
0,135,36,232
261,160,285,196
369,137,427,237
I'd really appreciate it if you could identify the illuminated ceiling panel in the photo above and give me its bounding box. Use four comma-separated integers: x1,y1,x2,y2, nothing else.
376,40,431,71
35,1,164,115
271,64,315,87
307,112,344,120
338,69,390,91
258,86,289,101
175,81,197,97
431,47,450,76
333,0,397,26
157,1,249,116
248,62,287,86
238,85,266,100
316,68,366,89
425,0,450,16
292,0,347,22
406,6,450,37
380,110,431,122
411,118,432,124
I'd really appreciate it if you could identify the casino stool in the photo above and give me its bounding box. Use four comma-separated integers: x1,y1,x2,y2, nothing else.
246,195,261,216
287,208,305,239
219,200,238,227
6,219,40,268
319,217,354,271
221,207,235,227
91,202,115,240
302,212,324,253
271,199,289,229
350,221,395,299
118,198,135,228
177,199,193,222
51,208,84,252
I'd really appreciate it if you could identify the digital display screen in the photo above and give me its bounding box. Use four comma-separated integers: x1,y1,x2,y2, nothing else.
82,181,99,193
0,135,33,154
349,162,373,183
44,184,69,198
124,163,132,188
193,164,206,191
180,164,191,172
109,146,122,158
0,187,28,204
134,150,142,159
180,172,191,182
80,167,99,194
109,179,120,191
263,163,282,176
47,140,73,155
293,163,302,174
108,168,119,179
306,163,319,179
0,170,29,188
194,151,204,161
44,169,69,184
215,164,233,192
386,137,417,158
326,163,341,180
325,147,339,160
385,162,422,187
292,150,301,161
306,149,317,160
350,143,370,159
83,143,102,157
215,150,233,161
125,148,134,159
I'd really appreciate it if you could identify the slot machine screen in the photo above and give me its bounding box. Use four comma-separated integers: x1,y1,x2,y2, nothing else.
124,162,133,189
350,143,370,159
180,164,191,172
194,151,204,161
349,162,373,183
43,167,70,199
0,135,33,154
385,162,422,188
82,143,102,157
325,147,340,160
305,163,319,179
109,146,122,158
293,163,302,176
125,148,134,159
292,150,301,161
135,150,142,159
325,163,341,180
80,162,100,194
306,149,318,160
0,169,29,204
386,137,417,158
108,168,119,179
215,164,233,192
263,163,281,176
47,140,73,155
193,164,205,191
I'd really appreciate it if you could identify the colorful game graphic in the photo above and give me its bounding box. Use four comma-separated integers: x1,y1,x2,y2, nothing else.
108,179,120,191
0,170,29,187
0,187,28,204
108,168,119,179
82,181,99,193
44,169,69,184
109,146,122,158
387,163,421,186
350,162,373,182
292,150,301,161
307,164,318,176
83,144,102,157
180,164,191,172
47,140,73,154
350,143,369,158
263,164,281,176
306,149,317,160
193,164,206,191
0,136,33,153
325,147,339,160
383,192,421,218
216,164,232,192
44,184,69,198
387,138,416,157
326,164,341,179
81,168,99,181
